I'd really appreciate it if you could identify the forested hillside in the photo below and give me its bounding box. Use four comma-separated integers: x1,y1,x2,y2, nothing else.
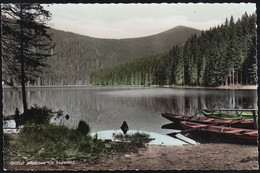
39,26,201,85
90,13,256,87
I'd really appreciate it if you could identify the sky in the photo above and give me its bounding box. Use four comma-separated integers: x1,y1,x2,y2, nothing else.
43,3,256,39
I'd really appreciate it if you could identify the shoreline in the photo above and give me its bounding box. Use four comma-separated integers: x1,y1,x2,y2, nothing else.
4,143,258,170
217,85,257,90
2,84,257,90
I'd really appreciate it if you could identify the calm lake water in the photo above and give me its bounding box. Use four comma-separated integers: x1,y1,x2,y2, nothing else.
3,86,257,135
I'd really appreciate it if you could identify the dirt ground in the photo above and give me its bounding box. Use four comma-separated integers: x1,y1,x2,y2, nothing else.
4,143,258,171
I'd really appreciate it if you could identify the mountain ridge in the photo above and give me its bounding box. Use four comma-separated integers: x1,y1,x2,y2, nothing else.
40,25,201,85
53,25,199,40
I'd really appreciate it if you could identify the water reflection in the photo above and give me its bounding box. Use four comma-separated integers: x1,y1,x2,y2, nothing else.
3,87,257,135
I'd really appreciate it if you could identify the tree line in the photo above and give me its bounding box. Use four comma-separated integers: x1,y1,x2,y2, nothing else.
91,12,256,87
40,26,200,86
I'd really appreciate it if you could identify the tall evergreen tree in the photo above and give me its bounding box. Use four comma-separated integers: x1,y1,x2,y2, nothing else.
2,3,53,112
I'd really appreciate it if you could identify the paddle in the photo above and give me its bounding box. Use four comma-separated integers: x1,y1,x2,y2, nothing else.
169,127,200,137
167,132,195,145
170,122,209,136
252,110,257,129
187,107,204,120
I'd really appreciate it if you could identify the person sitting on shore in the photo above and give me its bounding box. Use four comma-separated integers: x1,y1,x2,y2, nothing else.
14,108,21,129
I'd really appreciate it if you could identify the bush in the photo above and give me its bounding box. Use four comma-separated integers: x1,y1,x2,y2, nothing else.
77,120,91,135
21,104,54,125
130,132,154,147
113,132,154,148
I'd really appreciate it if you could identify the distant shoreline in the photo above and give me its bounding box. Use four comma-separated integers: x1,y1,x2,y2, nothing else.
2,84,257,90
217,85,257,90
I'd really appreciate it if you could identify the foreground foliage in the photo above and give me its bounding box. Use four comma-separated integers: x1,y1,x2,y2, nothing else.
16,104,63,127
113,132,154,147
4,124,153,162
20,105,54,125
5,105,153,162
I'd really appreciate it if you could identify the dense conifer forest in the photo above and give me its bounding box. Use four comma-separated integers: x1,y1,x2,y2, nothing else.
40,26,200,85
3,25,200,86
90,13,256,87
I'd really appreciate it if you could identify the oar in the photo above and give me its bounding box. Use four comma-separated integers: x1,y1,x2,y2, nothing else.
167,132,194,145
187,107,204,120
252,110,257,129
168,128,199,137
169,122,209,136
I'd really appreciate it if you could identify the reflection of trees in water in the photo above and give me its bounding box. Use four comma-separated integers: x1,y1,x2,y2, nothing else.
3,89,23,114
204,90,256,110
3,88,257,133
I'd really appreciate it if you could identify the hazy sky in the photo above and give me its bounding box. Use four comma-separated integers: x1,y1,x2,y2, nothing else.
43,3,256,39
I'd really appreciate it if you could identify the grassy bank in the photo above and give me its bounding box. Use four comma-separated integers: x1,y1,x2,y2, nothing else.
4,105,153,162
4,124,153,162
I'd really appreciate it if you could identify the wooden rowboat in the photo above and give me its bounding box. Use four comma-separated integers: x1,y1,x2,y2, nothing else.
179,121,257,145
201,109,257,120
161,113,256,129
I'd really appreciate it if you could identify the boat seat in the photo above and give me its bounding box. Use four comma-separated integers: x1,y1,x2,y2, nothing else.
223,120,233,123
201,119,214,122
190,125,208,128
224,129,246,133
243,131,258,135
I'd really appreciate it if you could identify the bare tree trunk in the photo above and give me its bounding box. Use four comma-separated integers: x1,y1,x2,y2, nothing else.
20,4,27,113
240,71,242,85
236,71,238,85
0,6,3,118
232,69,235,85
229,72,231,85
225,77,228,86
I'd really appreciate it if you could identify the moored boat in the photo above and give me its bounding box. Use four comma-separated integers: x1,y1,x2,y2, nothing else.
201,109,257,120
161,113,256,129
179,121,257,145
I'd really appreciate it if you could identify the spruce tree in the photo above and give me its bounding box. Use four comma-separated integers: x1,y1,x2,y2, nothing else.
2,3,53,112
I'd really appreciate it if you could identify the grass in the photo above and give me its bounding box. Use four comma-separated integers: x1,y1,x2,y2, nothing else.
113,132,155,147
4,123,153,162
4,105,153,162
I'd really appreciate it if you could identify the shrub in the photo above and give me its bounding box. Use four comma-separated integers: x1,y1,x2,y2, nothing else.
130,132,154,147
77,120,91,135
113,132,154,148
21,104,54,125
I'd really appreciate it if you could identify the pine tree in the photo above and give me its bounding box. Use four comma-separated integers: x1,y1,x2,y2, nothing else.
2,3,53,112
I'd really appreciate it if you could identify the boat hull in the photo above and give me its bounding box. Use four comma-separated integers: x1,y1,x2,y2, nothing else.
162,113,256,129
180,121,257,145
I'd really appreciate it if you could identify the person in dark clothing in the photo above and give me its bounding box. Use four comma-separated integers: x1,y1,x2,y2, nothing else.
65,114,70,120
14,108,20,128
120,121,129,134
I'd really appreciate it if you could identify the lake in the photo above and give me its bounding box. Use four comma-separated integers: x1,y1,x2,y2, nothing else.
3,86,257,136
